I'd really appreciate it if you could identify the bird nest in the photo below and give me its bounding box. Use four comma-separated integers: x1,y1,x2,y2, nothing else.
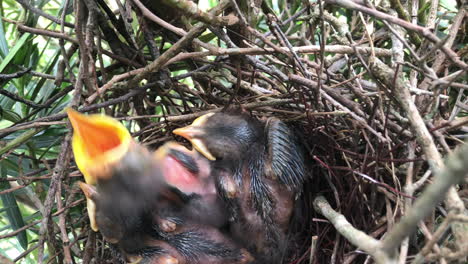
0,0,467,264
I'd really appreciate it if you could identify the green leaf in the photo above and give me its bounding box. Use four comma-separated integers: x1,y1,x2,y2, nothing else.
0,128,45,156
199,32,217,43
0,14,9,57
0,108,22,122
0,32,30,73
0,163,28,250
439,0,457,12
0,84,17,110
29,48,60,104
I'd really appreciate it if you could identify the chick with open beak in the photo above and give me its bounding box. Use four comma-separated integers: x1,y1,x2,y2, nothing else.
67,108,133,232
67,110,253,264
67,109,170,248
173,111,307,263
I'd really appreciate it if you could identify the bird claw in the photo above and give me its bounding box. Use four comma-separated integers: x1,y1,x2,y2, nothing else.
219,175,238,199
154,256,179,264
158,218,177,233
239,249,254,264
125,255,142,264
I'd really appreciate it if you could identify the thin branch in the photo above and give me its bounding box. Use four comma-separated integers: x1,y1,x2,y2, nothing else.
381,141,468,253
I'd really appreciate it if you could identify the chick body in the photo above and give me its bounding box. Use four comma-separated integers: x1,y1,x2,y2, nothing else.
174,111,307,263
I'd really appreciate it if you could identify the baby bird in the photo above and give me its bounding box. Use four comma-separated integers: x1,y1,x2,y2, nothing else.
173,111,307,263
67,109,252,264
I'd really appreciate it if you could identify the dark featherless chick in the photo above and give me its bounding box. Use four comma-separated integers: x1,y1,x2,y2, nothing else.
67,110,253,264
173,111,307,263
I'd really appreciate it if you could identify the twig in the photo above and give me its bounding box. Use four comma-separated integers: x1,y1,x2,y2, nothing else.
15,0,75,28
161,0,238,26
324,0,467,69
381,141,468,254
167,45,392,65
313,196,391,264
370,57,467,248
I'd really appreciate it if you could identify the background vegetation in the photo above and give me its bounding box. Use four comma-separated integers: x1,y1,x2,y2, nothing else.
0,0,466,263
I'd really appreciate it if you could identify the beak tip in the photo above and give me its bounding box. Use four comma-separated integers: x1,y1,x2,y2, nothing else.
173,127,216,161
172,128,191,139
66,108,84,131
65,107,78,118
172,128,182,136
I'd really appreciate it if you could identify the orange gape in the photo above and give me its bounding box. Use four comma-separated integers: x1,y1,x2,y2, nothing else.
71,116,121,159
66,108,132,231
66,110,250,264
66,108,132,184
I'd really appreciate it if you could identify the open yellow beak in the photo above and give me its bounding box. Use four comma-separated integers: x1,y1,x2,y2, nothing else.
67,108,132,183
67,109,132,231
172,113,216,161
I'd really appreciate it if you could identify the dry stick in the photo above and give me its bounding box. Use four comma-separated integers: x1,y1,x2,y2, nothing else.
205,24,291,83
131,0,218,51
36,134,73,264
85,67,146,103
387,0,420,45
399,141,416,264
313,196,391,264
426,249,468,262
0,85,149,136
16,0,75,28
0,168,49,182
290,73,412,137
411,221,450,264
0,184,29,195
314,142,468,263
132,98,295,137
164,98,296,120
16,65,64,82
271,20,310,77
451,215,468,222
0,68,43,108
161,0,238,26
425,7,465,75
87,0,233,104
36,1,86,261
42,224,88,264
58,0,76,86
5,20,141,68
2,94,293,138
324,0,467,70
0,219,38,240
128,0,231,87
0,254,13,264
309,236,319,264
82,230,96,263
388,17,409,264
381,141,468,253
2,18,75,42
79,0,99,98
288,74,387,141
370,58,467,252
425,8,467,118
167,45,392,64
56,185,72,264
0,88,43,108
320,88,386,142
8,85,75,128
14,244,41,262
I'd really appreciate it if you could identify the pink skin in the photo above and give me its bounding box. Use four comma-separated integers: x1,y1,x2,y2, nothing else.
156,142,217,197
162,155,204,194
